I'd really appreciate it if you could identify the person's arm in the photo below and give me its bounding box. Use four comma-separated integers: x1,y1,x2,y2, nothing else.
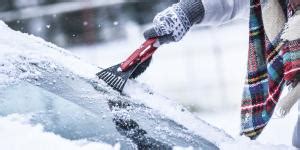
201,0,249,26
144,0,249,45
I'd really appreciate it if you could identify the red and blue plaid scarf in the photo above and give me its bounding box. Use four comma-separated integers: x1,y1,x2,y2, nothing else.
241,0,300,139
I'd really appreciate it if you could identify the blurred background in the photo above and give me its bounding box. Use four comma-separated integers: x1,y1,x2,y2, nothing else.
5,0,295,144
0,0,177,47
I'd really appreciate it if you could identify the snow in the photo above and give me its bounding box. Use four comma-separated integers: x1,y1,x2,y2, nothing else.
0,20,296,149
220,136,292,150
0,21,118,149
123,81,233,145
0,114,119,150
0,20,98,82
0,19,231,146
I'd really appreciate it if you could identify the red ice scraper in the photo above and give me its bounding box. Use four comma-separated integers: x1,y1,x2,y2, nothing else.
96,38,159,92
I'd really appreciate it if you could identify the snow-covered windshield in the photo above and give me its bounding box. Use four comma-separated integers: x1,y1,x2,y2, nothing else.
0,66,218,149
0,21,235,149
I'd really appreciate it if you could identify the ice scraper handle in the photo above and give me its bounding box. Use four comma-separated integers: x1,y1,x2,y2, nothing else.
120,38,160,72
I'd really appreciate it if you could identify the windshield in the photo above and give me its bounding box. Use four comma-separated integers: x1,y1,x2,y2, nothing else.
0,67,218,149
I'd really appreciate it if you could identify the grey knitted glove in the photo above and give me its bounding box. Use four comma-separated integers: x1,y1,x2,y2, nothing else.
144,0,205,45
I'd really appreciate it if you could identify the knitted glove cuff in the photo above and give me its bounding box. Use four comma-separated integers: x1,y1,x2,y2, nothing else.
153,4,192,42
178,0,205,24
147,0,205,44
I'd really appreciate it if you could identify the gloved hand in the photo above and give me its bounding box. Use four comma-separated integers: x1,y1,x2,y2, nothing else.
277,81,300,117
144,0,205,45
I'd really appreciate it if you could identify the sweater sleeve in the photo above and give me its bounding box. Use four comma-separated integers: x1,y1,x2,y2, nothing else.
199,0,250,26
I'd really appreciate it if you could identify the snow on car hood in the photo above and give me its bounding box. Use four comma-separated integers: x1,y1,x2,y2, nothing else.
0,21,291,149
0,21,97,81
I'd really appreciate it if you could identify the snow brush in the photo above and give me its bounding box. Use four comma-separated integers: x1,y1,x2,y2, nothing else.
96,38,160,92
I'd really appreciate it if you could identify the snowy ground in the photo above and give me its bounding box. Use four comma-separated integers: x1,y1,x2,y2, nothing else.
71,21,299,148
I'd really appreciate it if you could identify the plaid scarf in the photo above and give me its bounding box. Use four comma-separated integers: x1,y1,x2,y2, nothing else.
241,0,300,139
